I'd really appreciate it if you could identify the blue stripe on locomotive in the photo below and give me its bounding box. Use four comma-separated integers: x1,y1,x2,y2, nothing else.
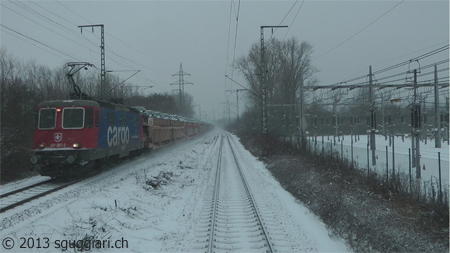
97,108,140,149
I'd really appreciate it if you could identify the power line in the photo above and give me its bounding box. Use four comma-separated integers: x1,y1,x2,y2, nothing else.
4,1,100,51
376,68,449,86
1,4,98,54
283,0,305,40
374,59,449,82
9,1,88,41
54,2,173,85
231,0,241,75
314,0,405,61
372,45,449,75
273,0,298,35
321,45,449,88
8,0,177,92
29,1,79,27
352,40,450,75
56,0,92,24
0,24,83,61
82,1,174,72
224,0,234,77
1,28,69,61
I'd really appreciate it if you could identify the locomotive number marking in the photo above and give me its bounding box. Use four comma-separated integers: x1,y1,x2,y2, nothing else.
107,126,130,150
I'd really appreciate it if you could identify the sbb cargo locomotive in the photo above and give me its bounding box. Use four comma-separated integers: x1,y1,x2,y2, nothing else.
30,99,212,177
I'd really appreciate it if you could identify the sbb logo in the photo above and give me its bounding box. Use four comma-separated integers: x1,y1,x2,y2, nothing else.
107,126,130,150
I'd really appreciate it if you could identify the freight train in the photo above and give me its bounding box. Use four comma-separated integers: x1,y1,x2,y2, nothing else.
30,99,212,177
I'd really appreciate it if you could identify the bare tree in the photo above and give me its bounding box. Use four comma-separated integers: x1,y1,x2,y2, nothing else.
235,37,317,137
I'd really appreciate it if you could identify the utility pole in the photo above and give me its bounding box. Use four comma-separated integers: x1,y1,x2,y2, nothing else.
260,25,287,156
411,69,421,178
369,66,376,165
79,24,105,99
381,95,386,137
299,75,305,147
443,97,450,145
423,95,427,143
171,63,193,115
333,100,338,145
434,65,441,148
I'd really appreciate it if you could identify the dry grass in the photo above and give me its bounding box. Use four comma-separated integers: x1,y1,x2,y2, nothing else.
239,134,449,252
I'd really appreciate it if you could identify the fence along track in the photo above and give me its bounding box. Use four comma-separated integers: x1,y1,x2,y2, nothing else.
194,132,274,252
0,179,82,213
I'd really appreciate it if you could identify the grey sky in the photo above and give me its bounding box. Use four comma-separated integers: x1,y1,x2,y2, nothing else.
1,0,448,120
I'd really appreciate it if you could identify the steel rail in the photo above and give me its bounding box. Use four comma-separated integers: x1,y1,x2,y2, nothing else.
224,132,274,252
207,133,223,252
0,179,54,198
0,179,82,213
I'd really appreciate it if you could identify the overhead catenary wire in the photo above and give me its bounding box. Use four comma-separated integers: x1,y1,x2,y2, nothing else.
372,45,449,75
56,0,92,24
273,0,298,35
54,1,173,90
1,28,72,62
18,0,178,91
350,40,450,76
314,0,405,61
224,0,234,77
231,0,241,76
0,24,83,61
375,68,449,85
6,1,165,92
283,0,305,40
374,59,449,82
1,4,99,55
81,1,175,72
26,1,104,51
7,0,98,49
3,0,102,66
320,45,449,88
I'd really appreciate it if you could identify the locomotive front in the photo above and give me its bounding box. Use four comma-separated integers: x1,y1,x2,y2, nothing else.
30,100,102,177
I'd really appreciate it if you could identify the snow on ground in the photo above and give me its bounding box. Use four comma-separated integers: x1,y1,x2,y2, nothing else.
228,134,349,252
1,130,349,252
307,134,449,186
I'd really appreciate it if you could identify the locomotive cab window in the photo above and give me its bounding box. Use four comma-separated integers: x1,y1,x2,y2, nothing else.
62,107,84,129
38,108,57,129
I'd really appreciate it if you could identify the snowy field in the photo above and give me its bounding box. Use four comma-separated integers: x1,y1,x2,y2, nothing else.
1,131,349,252
306,134,449,187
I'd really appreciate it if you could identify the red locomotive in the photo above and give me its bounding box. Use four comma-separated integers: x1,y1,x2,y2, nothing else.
30,99,212,177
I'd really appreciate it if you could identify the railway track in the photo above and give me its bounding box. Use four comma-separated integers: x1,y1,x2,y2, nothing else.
193,132,275,252
0,178,82,213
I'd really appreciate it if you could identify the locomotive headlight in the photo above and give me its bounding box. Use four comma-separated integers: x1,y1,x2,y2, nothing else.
37,143,45,149
30,156,38,164
72,143,80,148
67,155,75,164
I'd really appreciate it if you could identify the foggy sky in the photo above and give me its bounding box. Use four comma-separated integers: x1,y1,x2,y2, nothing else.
1,0,448,121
